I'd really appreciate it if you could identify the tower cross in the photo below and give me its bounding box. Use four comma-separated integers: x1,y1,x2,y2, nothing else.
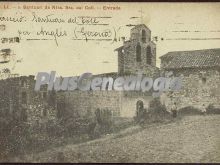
138,8,144,24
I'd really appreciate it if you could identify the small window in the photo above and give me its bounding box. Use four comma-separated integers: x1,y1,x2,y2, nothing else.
153,48,156,55
43,92,47,99
146,46,152,65
3,89,7,95
57,102,66,118
86,109,92,116
43,109,47,117
21,80,27,87
112,110,119,117
202,77,206,84
5,108,9,116
141,29,146,43
21,108,27,122
136,43,141,62
21,92,27,104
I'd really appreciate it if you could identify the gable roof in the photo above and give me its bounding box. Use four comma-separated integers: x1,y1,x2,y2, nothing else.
131,24,151,32
114,45,124,51
160,48,220,69
93,72,119,79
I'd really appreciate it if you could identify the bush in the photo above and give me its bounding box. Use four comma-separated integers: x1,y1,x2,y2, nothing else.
46,120,65,137
206,104,220,114
135,98,171,124
178,106,203,116
112,117,134,133
148,98,169,115
0,118,31,160
147,98,171,123
95,108,113,135
59,114,91,137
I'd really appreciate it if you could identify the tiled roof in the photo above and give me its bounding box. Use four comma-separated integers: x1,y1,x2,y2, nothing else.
94,72,119,79
131,24,150,31
160,48,220,69
114,46,124,51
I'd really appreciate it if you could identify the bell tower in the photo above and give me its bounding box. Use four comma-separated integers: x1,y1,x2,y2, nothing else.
115,24,158,76
130,24,151,43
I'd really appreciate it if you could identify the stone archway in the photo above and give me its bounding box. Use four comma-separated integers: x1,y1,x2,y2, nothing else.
120,96,152,118
136,100,144,117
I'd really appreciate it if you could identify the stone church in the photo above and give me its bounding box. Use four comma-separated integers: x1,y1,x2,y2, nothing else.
56,24,160,118
56,24,220,118
1,23,219,124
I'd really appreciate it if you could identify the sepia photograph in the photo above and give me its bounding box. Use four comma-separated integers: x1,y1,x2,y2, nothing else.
0,2,220,163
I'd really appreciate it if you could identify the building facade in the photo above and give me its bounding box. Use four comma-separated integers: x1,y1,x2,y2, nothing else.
56,24,160,118
160,48,220,111
2,24,219,122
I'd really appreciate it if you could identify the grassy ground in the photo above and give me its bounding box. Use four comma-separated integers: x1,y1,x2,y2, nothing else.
12,115,220,163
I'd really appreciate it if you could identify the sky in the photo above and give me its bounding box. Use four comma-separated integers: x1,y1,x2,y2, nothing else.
0,2,220,77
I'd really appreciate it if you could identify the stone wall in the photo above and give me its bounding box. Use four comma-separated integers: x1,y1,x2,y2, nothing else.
118,50,124,74
56,90,122,118
160,68,220,111
56,90,155,118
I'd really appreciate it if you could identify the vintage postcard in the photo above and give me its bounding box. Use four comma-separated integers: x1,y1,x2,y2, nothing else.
0,2,220,163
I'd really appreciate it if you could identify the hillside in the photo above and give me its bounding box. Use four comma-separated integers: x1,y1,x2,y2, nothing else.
13,115,220,163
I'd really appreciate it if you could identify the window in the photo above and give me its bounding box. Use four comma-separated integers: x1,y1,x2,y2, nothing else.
119,53,124,74
136,43,141,62
57,102,66,118
153,48,156,55
86,109,92,117
3,89,7,95
21,80,27,87
146,46,152,65
21,92,27,104
21,108,27,122
43,92,47,99
202,77,206,84
43,109,47,117
112,110,120,117
141,29,146,43
5,108,9,116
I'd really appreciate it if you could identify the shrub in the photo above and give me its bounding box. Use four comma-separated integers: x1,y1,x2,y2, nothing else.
206,104,220,114
135,98,171,124
148,98,169,115
112,117,134,133
59,114,90,137
146,98,171,123
0,120,31,159
95,108,113,134
46,120,65,137
178,106,203,116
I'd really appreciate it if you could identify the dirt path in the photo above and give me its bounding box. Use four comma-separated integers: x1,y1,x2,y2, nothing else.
13,115,220,163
